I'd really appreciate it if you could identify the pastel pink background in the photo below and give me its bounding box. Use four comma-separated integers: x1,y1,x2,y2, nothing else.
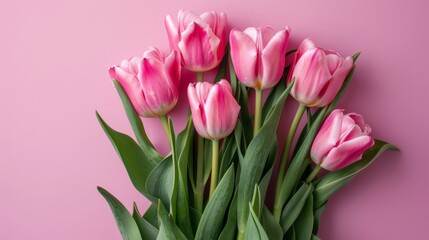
1,0,428,239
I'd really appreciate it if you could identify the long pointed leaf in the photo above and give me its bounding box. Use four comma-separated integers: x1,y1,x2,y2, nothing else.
313,140,398,208
96,112,156,201
97,187,143,240
195,165,235,240
112,80,162,164
236,82,293,233
281,183,313,233
133,204,159,240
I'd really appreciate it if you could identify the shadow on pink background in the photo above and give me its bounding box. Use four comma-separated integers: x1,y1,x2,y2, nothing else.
1,0,428,239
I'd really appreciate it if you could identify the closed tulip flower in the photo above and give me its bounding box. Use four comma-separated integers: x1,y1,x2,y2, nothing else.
310,109,375,171
108,47,180,118
229,27,291,89
290,39,353,107
165,10,227,72
187,80,240,140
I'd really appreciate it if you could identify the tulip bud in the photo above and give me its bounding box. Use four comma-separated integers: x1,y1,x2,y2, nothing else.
229,27,291,89
109,47,180,118
289,39,353,107
311,109,375,171
165,10,227,72
187,80,240,140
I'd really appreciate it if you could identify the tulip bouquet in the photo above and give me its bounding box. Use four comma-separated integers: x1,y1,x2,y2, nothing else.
96,10,398,240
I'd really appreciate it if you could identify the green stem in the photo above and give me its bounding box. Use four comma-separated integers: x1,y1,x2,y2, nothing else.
193,71,205,212
209,139,219,197
194,135,205,212
237,230,244,240
273,103,306,221
253,88,263,137
160,115,173,151
305,165,322,183
196,72,204,82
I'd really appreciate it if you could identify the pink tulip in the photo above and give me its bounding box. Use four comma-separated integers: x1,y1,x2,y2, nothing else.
229,27,291,89
108,47,180,118
311,109,375,171
289,39,353,107
187,80,240,140
165,10,227,72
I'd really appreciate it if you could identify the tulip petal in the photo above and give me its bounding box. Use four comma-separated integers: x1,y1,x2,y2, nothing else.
316,56,353,107
178,22,220,71
109,66,152,117
311,109,344,164
205,81,240,139
349,113,372,134
291,49,332,105
164,50,181,91
260,27,290,89
188,83,210,139
287,38,316,83
178,9,202,32
229,29,258,88
138,58,175,116
165,15,180,51
321,136,375,171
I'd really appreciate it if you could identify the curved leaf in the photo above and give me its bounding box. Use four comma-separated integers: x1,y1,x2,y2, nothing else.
133,204,159,240
97,187,143,240
276,108,326,211
96,112,156,201
244,205,269,240
195,165,235,240
294,194,314,240
281,183,313,233
314,140,399,208
157,200,187,240
237,82,293,233
261,207,283,240
218,191,238,240
146,156,174,210
112,80,162,164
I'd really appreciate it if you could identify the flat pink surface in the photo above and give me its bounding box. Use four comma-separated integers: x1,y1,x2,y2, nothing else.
1,0,427,239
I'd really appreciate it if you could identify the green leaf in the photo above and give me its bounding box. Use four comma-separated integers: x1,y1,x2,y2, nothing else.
143,204,158,229
133,203,159,240
236,82,293,233
146,156,174,210
229,53,239,97
312,203,327,234
294,194,314,240
176,117,194,185
195,165,235,240
258,140,278,201
244,205,269,240
214,46,229,83
261,67,289,122
218,191,238,240
281,183,313,233
219,133,238,180
260,206,283,240
352,51,361,62
156,200,187,240
112,80,162,164
313,140,399,208
96,112,156,201
189,207,202,233
250,184,262,218
203,138,213,185
277,108,326,210
285,226,296,240
97,187,143,240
